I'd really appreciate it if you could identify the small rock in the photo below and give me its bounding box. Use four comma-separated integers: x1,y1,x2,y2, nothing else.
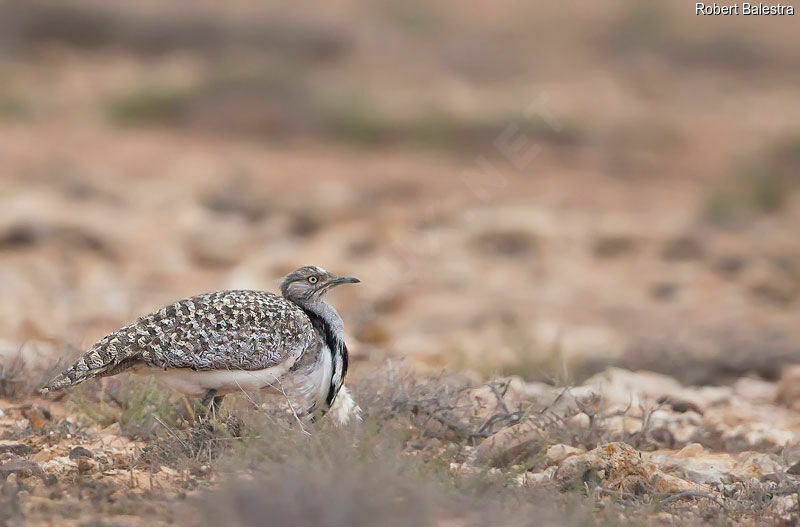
651,471,705,494
776,365,800,411
68,446,94,460
160,466,179,477
661,236,705,261
648,448,783,485
517,466,557,486
0,222,43,249
0,458,45,480
712,254,748,277
545,444,584,466
567,412,591,429
471,229,538,258
721,421,794,451
650,281,679,301
506,378,557,403
786,460,800,476
773,495,797,522
737,452,782,482
592,235,638,259
475,422,545,467
750,280,798,306
555,442,655,494
20,406,51,429
32,449,54,463
41,457,78,478
76,458,95,474
662,456,733,485
657,395,703,415
733,377,777,403
112,453,131,469
604,414,647,437
100,422,122,441
0,443,35,456
675,443,705,458
582,368,684,409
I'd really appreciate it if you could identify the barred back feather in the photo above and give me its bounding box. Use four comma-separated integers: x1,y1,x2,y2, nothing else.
41,290,317,393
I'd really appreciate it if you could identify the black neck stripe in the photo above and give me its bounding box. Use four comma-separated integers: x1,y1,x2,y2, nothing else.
302,309,348,410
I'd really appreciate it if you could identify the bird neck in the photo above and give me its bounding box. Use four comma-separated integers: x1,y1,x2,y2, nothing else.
301,301,345,341
298,300,349,410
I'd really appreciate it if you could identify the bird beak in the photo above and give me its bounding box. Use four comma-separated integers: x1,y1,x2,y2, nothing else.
332,276,360,285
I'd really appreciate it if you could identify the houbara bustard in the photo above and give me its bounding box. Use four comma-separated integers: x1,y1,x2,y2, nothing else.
41,266,361,425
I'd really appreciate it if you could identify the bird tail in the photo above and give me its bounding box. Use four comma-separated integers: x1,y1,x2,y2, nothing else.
39,326,142,394
39,370,86,394
39,358,108,394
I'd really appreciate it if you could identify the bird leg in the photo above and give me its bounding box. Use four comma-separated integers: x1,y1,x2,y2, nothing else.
200,389,224,420
212,395,224,417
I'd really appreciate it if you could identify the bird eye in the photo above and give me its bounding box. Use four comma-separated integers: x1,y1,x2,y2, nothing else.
308,276,318,284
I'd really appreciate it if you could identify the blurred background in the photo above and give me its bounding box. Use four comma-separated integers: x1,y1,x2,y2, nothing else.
1,0,799,388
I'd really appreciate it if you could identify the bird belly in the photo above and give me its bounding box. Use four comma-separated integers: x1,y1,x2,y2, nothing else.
286,343,333,405
139,363,293,397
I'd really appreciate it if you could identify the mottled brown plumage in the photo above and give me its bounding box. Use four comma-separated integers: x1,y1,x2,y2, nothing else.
41,290,315,392
41,266,361,424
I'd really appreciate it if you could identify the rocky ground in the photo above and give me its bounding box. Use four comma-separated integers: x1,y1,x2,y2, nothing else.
1,1,800,525
3,365,800,525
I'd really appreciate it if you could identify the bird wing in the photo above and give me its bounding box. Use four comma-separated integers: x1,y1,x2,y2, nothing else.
138,290,318,370
41,291,318,392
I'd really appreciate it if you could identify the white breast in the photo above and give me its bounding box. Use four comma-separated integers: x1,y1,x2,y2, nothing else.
135,344,333,406
141,362,292,397
290,343,333,404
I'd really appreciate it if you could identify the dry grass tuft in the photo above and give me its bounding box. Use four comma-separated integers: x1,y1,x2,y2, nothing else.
69,376,189,440
184,372,636,527
0,354,28,401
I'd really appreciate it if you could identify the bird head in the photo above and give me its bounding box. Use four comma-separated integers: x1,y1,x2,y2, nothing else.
280,266,360,305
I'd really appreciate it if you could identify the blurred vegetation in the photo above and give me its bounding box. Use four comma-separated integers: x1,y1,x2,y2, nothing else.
106,85,190,125
705,135,800,224
0,353,28,400
612,2,669,54
0,1,347,60
69,376,188,440
0,94,31,122
610,1,778,72
377,0,446,34
107,77,579,152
